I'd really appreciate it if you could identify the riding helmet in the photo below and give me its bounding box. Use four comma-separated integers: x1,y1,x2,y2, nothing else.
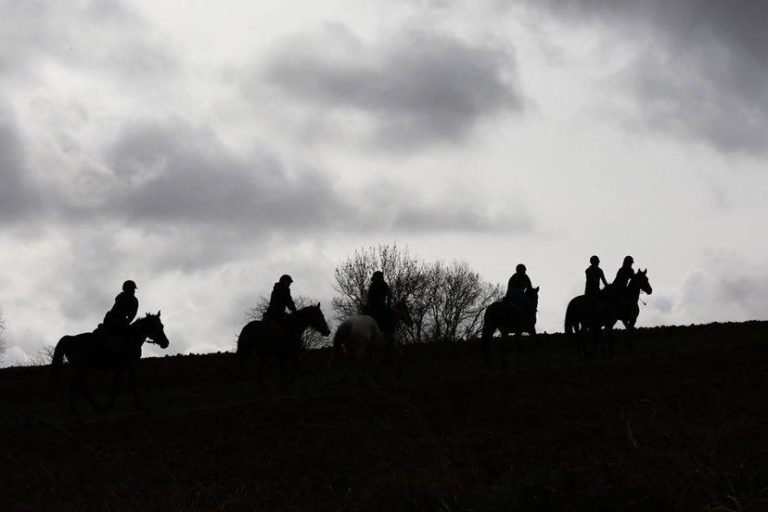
122,279,137,291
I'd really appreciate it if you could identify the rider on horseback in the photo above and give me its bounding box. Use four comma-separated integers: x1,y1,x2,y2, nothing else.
95,280,139,341
365,270,393,332
505,264,534,313
263,274,297,326
585,255,608,297
613,256,635,289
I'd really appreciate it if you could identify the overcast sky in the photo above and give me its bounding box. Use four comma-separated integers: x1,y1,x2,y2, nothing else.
1,0,767,364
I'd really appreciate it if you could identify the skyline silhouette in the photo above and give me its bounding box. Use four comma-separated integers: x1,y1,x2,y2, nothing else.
2,1,767,365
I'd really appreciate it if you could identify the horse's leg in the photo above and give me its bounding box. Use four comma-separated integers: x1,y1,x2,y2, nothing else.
574,322,594,360
257,356,267,390
589,318,601,357
278,356,288,390
237,352,249,395
528,327,538,363
604,323,615,358
105,369,123,411
75,369,99,413
499,331,510,369
481,322,494,368
514,330,523,366
69,370,80,414
128,366,144,411
289,351,300,388
623,319,636,351
393,341,403,378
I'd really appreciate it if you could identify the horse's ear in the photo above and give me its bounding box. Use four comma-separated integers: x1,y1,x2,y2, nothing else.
316,302,321,308
535,286,540,291
157,310,161,317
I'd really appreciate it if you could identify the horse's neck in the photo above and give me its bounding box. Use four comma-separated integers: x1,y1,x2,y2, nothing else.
125,320,148,346
625,281,641,302
288,311,310,334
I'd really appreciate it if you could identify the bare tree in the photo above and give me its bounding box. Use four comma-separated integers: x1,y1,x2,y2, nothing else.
245,294,328,350
332,244,432,344
332,246,501,344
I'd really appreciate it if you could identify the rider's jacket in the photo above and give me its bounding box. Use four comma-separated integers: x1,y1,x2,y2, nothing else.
103,291,138,329
264,282,297,321
613,266,635,289
585,266,607,296
366,280,392,313
505,272,532,298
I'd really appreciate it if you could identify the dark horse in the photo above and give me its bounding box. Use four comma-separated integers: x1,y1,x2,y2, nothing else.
236,304,331,388
481,287,539,367
50,312,170,413
565,269,653,358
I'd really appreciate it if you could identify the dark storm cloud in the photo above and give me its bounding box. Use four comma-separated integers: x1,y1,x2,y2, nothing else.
95,119,531,238
103,119,356,229
0,106,41,222
531,0,768,154
259,24,524,150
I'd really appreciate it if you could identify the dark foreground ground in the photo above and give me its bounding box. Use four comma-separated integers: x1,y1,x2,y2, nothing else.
1,322,767,511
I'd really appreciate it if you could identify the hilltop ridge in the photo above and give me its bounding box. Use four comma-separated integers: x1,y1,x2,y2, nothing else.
1,321,767,511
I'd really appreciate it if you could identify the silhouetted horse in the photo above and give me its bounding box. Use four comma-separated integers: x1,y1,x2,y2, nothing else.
565,269,653,358
329,300,412,383
237,304,331,388
481,287,539,367
50,312,170,413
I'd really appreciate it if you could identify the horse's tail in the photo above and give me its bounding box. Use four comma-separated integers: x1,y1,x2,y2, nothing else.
236,321,257,357
564,300,577,335
50,336,69,385
481,305,496,343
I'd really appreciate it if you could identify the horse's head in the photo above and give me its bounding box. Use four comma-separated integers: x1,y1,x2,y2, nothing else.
633,269,653,295
392,299,413,327
138,311,170,349
303,303,331,337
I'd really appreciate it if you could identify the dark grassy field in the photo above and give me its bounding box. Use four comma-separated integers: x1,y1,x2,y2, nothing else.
1,322,767,511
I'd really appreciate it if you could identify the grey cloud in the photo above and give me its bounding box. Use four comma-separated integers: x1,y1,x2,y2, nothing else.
675,257,768,323
365,182,532,233
531,0,768,154
4,115,532,273
103,119,355,230
0,0,177,86
98,119,531,239
0,106,42,222
259,25,524,150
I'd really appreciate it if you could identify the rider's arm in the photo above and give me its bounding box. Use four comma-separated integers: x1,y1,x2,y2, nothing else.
599,269,608,287
285,290,297,313
127,298,138,323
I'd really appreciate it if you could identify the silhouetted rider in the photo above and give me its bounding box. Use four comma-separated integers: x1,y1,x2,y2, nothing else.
505,264,533,312
585,255,608,297
97,280,139,338
613,255,635,289
365,271,392,331
263,274,297,324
